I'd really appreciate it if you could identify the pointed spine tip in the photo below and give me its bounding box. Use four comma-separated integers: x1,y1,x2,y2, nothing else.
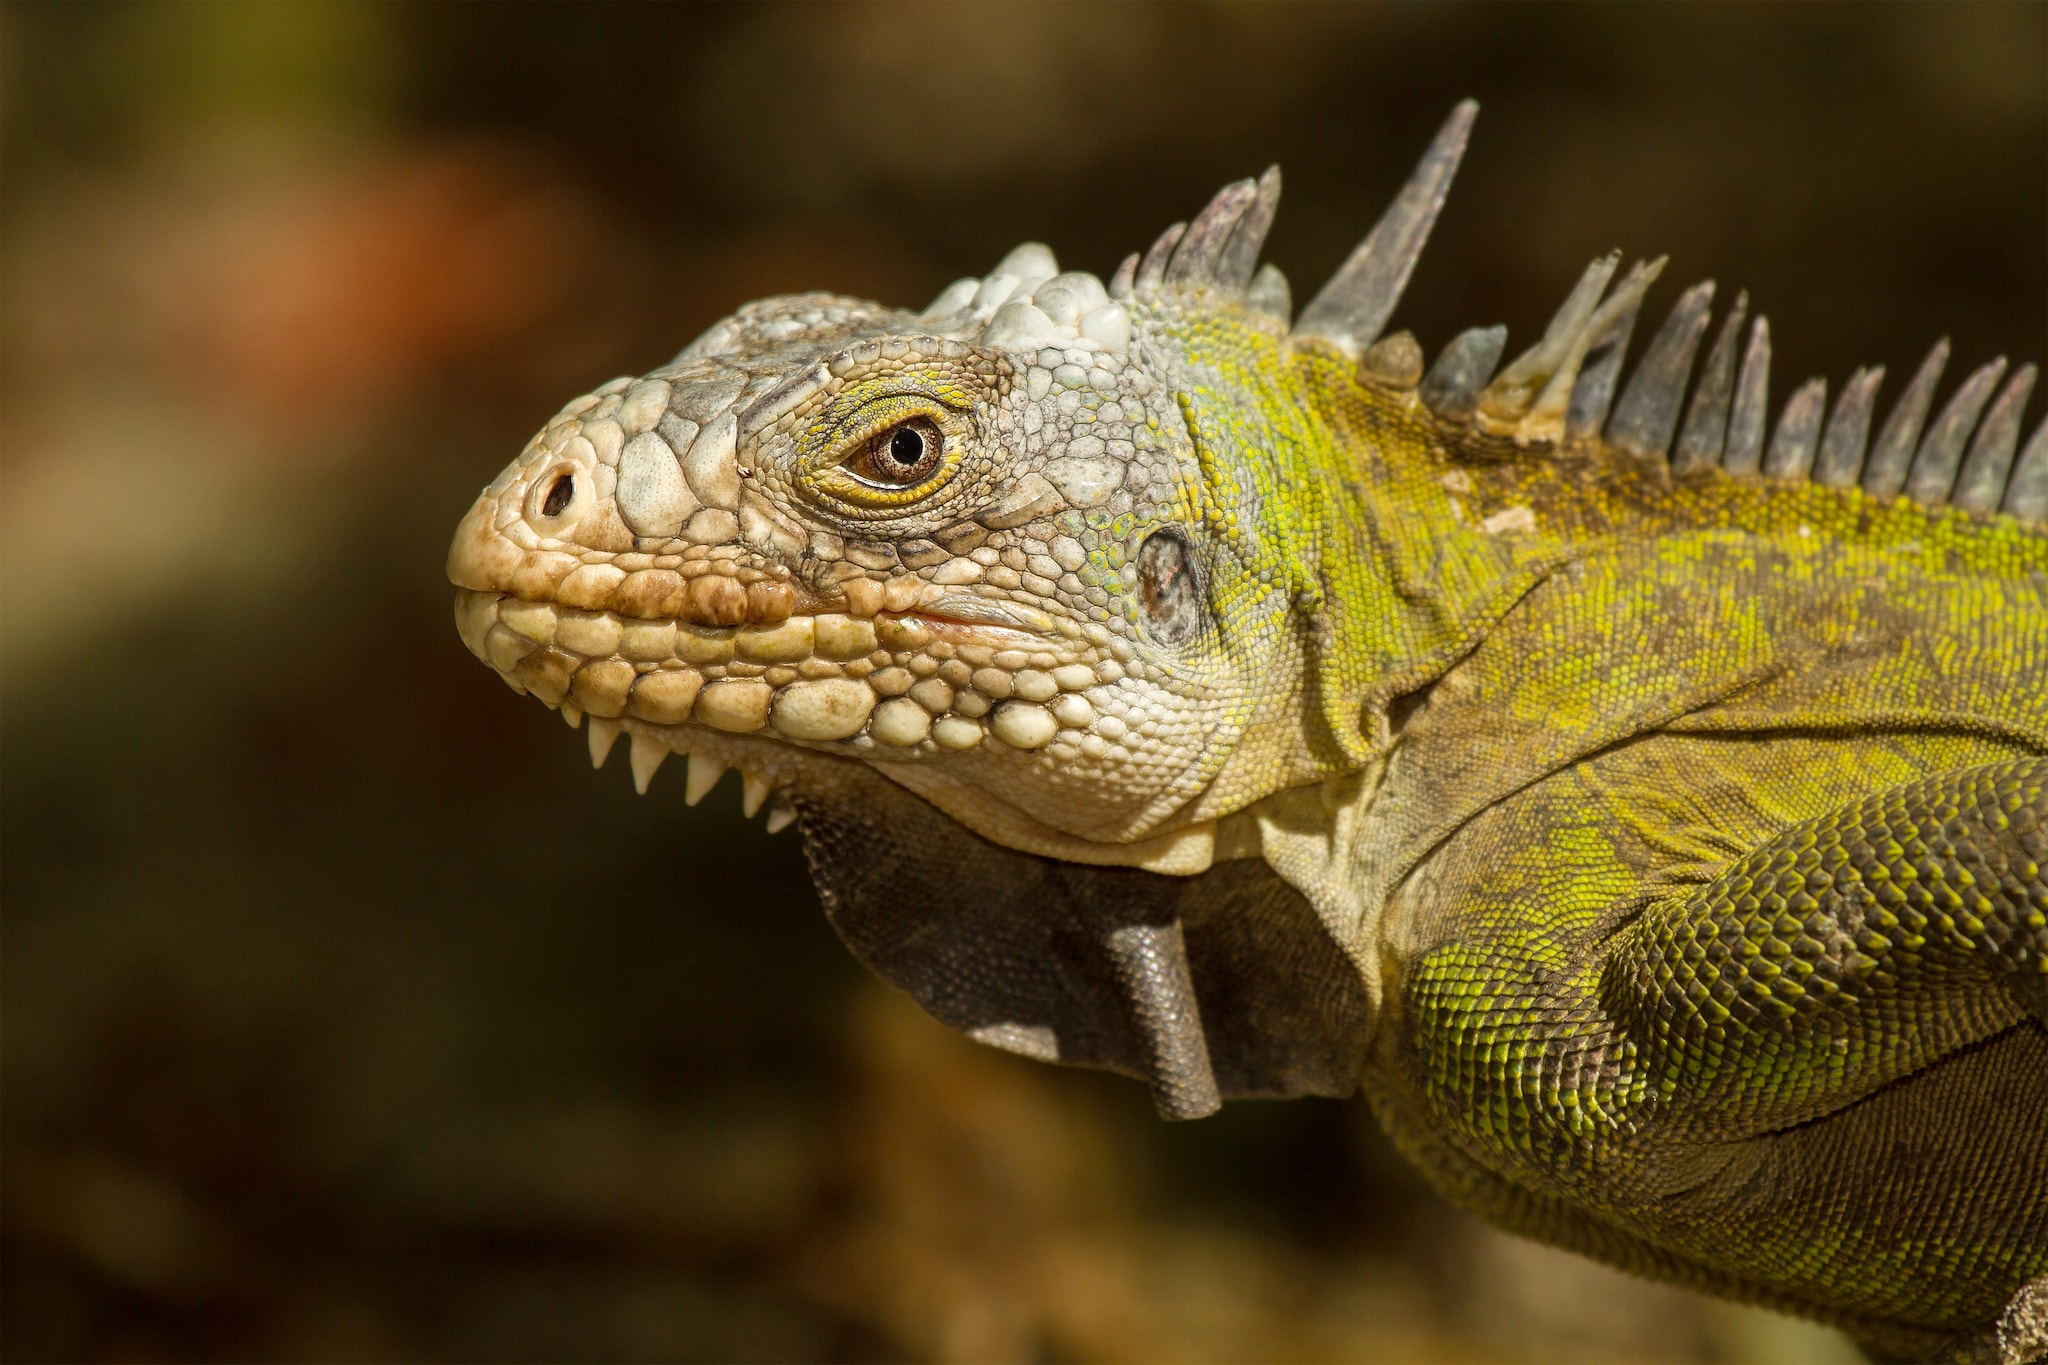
1527,257,1664,442
1907,356,2007,506
1134,223,1186,295
1953,363,2037,513
1864,338,1950,500
1668,291,1749,473
1485,252,1624,415
1764,377,1828,480
1481,254,1662,444
1292,101,1477,356
1723,317,1772,476
2002,408,2048,520
1812,364,1885,488
1420,325,1508,423
1107,253,1139,300
1606,278,1716,464
1166,177,1260,292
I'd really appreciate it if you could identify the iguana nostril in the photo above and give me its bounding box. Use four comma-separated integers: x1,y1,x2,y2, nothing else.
541,474,575,518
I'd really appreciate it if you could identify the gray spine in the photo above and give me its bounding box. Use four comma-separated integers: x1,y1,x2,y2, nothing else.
1863,339,1950,500
1166,179,1259,292
1293,101,1477,357
1420,326,1508,423
1244,263,1293,326
1952,364,2037,514
1723,318,1772,476
1107,253,1140,300
1134,223,1186,295
1215,166,1283,296
1670,292,1749,473
1764,377,1828,479
1906,358,2007,506
2003,414,2048,520
1565,290,1648,443
1607,281,1716,464
1812,366,1886,488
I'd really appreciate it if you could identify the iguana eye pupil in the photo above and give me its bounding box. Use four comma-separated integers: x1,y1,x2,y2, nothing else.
541,474,575,517
889,427,924,467
850,418,944,489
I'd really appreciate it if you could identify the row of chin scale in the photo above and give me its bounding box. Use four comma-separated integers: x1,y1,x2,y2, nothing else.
559,703,795,834
1273,101,2043,521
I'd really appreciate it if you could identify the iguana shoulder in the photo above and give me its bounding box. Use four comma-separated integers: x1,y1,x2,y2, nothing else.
1348,461,2048,1352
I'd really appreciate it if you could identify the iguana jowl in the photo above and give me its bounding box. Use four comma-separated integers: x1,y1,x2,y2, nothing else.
448,103,2048,1360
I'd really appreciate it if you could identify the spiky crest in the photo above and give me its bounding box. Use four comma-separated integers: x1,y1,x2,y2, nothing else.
916,99,2046,521
1217,101,2048,522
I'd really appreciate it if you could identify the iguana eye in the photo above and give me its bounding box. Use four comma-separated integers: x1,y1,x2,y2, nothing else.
802,389,971,513
848,418,944,489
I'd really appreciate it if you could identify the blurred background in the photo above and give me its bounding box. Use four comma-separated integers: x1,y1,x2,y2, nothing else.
2,4,2042,1361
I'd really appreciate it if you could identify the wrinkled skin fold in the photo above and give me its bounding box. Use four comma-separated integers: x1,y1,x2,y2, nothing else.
787,753,1371,1114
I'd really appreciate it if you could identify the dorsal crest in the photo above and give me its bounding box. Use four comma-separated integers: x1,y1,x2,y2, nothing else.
916,100,2044,522
1115,99,2046,523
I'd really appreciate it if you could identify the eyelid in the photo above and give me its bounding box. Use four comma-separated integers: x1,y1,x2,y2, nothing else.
819,396,952,467
847,417,941,485
805,405,964,511
794,370,981,515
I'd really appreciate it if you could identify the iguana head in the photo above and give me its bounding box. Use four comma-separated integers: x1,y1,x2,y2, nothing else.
449,108,1490,872
450,252,1271,874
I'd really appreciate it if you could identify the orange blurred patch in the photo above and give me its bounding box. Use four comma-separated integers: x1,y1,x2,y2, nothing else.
178,145,598,428
6,141,601,441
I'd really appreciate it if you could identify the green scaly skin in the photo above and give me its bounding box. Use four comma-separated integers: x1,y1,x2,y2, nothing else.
450,137,2047,1359
1182,312,2047,1352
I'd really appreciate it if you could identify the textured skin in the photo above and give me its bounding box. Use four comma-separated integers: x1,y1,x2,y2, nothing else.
1381,758,2046,1348
448,144,2048,1358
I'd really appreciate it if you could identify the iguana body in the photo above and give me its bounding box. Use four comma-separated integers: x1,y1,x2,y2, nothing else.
448,104,2048,1360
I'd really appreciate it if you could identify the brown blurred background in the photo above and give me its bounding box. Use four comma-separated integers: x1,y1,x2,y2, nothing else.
1,4,2042,1361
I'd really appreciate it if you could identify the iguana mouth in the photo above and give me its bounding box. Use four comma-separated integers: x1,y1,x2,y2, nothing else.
453,588,1116,755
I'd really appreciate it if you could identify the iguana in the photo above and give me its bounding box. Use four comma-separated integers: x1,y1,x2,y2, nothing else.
446,103,2048,1362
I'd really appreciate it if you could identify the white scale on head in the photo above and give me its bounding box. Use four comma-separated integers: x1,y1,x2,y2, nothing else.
920,244,1135,356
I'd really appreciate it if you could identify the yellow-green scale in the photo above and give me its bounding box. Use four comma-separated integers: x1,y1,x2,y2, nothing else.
1163,304,2047,1339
